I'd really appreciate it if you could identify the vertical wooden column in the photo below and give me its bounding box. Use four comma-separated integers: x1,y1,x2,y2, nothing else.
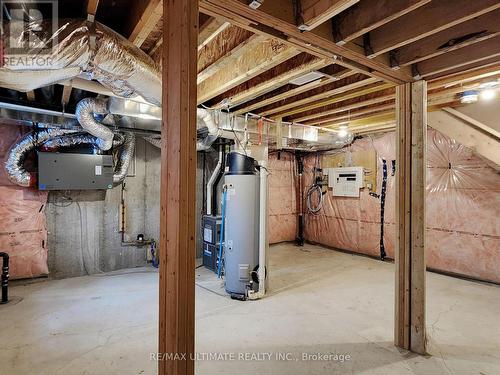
394,80,427,355
159,0,198,374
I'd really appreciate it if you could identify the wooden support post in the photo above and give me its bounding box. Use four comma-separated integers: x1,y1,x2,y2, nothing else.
395,80,427,355
158,0,198,374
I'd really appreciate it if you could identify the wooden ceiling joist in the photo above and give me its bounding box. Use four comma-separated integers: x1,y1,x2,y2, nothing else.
199,0,412,84
198,17,230,50
393,9,500,67
232,69,355,115
296,92,395,123
415,37,500,79
128,0,163,48
198,34,265,84
299,0,359,31
366,0,500,58
333,0,430,45
260,77,387,117
218,56,333,109
197,38,300,105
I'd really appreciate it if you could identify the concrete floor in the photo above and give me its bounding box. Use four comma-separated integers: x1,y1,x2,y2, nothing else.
1,243,499,375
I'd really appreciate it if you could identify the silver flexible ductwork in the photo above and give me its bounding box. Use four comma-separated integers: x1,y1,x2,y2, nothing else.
5,128,77,187
143,135,162,149
0,20,161,105
143,109,220,151
75,98,115,150
113,132,136,184
5,129,134,187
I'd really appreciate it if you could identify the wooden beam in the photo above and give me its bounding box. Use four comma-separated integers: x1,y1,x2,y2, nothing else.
333,0,430,45
394,10,500,67
158,0,197,373
233,69,354,115
219,56,333,108
299,0,359,31
415,37,500,79
199,0,412,84
197,38,300,104
128,0,163,48
395,80,427,355
198,17,229,49
368,0,500,58
61,85,72,106
299,94,394,124
197,34,264,84
260,78,388,117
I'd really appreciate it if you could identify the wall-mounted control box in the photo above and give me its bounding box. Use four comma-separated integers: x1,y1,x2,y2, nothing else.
38,152,114,190
326,167,364,197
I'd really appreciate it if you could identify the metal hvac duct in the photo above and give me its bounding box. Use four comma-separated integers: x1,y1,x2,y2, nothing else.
0,20,161,106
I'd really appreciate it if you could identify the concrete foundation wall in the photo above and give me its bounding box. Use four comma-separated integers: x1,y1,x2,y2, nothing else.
47,139,158,278
46,140,216,278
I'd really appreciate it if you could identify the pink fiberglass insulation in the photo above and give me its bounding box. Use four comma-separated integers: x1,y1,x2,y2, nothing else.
0,123,49,279
303,128,500,283
268,152,297,244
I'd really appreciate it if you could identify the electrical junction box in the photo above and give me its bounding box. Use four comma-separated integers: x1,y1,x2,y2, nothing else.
327,167,364,197
38,152,114,190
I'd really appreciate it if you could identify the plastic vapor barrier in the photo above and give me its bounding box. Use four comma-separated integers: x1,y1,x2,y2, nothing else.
303,129,500,284
268,152,297,244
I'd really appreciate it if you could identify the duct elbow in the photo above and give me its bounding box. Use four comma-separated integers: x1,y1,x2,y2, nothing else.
75,98,115,151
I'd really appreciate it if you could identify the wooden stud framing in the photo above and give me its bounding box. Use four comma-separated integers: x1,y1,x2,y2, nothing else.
158,0,197,374
128,0,163,48
395,80,427,355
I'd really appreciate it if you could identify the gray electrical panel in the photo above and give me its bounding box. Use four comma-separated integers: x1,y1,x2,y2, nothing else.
38,152,114,190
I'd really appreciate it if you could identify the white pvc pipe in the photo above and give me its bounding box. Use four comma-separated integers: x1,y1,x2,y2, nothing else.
249,159,268,300
206,147,223,215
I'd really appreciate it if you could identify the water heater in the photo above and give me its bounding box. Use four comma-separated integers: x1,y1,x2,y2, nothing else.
223,152,260,299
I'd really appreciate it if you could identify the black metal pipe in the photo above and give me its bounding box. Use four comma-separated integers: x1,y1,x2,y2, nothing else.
0,252,9,304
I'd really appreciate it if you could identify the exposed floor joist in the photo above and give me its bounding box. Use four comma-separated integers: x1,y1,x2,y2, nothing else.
215,56,334,109
198,17,230,50
128,0,163,47
333,0,430,45
367,0,500,58
393,9,500,67
232,69,355,115
197,38,300,104
415,37,500,79
199,0,413,84
299,0,359,31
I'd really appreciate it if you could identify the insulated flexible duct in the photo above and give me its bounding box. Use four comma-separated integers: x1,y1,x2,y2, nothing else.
113,132,135,184
5,129,133,186
5,128,78,187
0,20,161,105
75,98,115,150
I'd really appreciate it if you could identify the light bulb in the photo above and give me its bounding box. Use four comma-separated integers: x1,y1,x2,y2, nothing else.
480,89,496,101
